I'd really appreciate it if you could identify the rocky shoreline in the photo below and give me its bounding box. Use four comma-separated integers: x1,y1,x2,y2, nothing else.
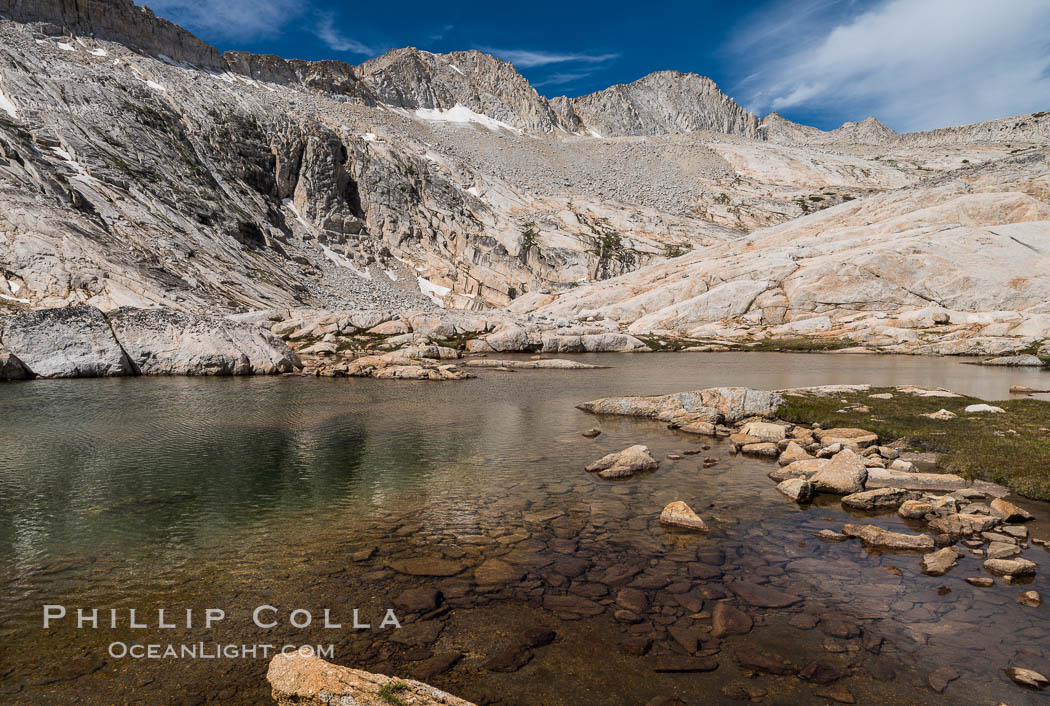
251,383,1049,705
3,304,1049,383
576,385,1044,581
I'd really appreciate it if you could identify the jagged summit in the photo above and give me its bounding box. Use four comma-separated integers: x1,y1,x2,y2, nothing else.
356,47,560,132
4,0,1045,145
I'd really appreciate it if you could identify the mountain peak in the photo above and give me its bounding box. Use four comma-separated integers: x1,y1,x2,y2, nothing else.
554,70,760,138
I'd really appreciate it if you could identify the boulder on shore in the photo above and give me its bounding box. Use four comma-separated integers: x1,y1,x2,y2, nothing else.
109,307,301,375
810,449,868,494
1,305,302,378
0,305,133,378
990,497,1033,522
267,652,474,705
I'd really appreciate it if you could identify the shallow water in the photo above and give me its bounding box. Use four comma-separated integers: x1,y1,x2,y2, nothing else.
1,353,1049,704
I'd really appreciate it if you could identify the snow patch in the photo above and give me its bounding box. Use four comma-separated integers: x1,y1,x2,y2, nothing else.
0,293,29,303
0,86,17,119
384,269,398,282
89,48,107,57
586,128,603,138
57,42,75,52
8,280,21,294
418,276,451,306
145,80,166,92
449,64,465,76
322,245,372,279
361,132,377,142
281,198,311,230
413,104,520,133
466,186,480,197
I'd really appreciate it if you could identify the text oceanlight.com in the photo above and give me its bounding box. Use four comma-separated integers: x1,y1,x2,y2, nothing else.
107,642,335,660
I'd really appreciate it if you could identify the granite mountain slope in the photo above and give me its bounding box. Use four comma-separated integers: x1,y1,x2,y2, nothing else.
0,0,1048,359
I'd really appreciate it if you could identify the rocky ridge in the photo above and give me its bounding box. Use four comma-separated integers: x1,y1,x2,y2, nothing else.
0,0,1047,361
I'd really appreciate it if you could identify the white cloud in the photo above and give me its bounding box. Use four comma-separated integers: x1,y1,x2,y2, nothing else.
143,0,302,40
732,0,1050,132
311,14,375,55
481,48,619,68
533,71,594,88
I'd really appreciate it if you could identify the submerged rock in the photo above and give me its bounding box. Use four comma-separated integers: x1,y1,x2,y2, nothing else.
267,652,474,705
585,445,659,479
730,582,801,608
653,655,719,673
712,602,753,637
659,501,709,531
482,645,532,672
388,558,466,577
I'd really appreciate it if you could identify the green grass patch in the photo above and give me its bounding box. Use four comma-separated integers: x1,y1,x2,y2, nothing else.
779,387,1050,500
378,680,409,705
740,337,858,352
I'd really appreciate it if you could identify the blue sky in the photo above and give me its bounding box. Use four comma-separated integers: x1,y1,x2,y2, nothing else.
143,0,1050,132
